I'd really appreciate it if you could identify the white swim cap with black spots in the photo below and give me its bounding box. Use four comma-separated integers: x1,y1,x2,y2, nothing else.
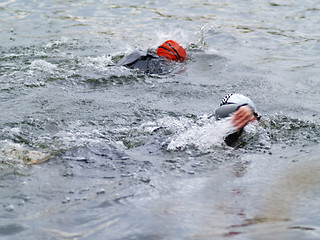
220,93,256,112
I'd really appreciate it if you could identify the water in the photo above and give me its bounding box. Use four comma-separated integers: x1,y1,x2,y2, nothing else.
0,0,319,239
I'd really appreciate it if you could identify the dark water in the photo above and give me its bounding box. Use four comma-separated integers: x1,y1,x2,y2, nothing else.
1,0,319,239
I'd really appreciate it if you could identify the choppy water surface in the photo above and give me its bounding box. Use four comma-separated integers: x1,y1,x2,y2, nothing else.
0,0,319,239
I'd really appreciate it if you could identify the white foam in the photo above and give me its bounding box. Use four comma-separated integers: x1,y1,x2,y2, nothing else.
44,37,70,49
167,117,236,151
81,55,114,69
153,27,196,49
138,116,193,134
29,59,57,74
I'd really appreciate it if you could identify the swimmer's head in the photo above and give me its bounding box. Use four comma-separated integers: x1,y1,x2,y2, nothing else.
157,40,188,62
220,93,256,112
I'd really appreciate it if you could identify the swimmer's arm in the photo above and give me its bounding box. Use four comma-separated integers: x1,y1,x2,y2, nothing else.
232,105,255,130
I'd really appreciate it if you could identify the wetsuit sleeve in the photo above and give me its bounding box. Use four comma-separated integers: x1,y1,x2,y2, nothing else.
118,50,169,75
117,50,146,67
224,129,243,147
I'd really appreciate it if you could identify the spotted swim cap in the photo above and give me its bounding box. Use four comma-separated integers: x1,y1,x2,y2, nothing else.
220,93,256,112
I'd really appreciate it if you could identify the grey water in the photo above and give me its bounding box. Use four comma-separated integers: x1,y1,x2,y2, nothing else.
0,0,319,239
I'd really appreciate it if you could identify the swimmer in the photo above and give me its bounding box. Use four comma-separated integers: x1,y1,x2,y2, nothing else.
117,40,188,75
215,93,260,146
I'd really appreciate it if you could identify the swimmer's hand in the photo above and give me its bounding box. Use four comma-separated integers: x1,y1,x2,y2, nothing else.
232,105,255,131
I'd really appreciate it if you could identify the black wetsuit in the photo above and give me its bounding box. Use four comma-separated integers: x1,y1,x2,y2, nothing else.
117,50,172,75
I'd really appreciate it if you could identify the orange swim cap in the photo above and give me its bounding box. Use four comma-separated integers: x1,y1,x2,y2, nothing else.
157,40,188,62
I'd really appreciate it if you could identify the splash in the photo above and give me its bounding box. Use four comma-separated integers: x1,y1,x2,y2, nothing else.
154,27,193,49
28,59,58,74
153,22,219,52
80,55,114,70
196,22,218,51
167,117,236,152
44,37,70,49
